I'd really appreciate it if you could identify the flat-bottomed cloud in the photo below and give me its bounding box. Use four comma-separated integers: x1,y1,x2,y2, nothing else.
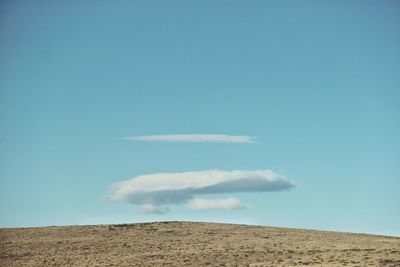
105,170,294,214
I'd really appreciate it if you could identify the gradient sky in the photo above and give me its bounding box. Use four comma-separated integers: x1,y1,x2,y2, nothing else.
1,1,399,236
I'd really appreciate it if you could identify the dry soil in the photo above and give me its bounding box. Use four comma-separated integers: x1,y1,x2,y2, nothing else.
1,221,399,266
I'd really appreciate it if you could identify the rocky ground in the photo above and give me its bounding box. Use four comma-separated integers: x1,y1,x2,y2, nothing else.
1,221,399,266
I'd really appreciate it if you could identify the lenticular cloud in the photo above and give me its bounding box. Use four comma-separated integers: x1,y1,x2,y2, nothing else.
123,134,255,143
105,169,294,214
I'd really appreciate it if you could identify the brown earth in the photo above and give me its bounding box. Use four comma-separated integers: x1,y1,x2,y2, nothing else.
1,221,399,266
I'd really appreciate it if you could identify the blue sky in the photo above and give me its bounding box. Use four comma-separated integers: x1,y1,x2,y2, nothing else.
0,1,399,236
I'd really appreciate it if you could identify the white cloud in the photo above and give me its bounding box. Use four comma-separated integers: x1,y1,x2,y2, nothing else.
123,134,255,143
186,197,246,210
105,170,294,213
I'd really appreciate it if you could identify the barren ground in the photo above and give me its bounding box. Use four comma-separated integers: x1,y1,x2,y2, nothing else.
1,221,399,266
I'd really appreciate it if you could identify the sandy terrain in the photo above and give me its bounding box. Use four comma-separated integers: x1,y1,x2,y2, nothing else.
1,221,399,266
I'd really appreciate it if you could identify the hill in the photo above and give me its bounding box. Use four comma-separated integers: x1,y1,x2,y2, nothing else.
1,221,399,266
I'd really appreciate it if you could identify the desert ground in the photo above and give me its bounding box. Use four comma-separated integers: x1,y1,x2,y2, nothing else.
1,221,399,266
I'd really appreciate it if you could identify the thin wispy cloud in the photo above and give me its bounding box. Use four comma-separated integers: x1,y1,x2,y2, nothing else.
123,134,255,143
105,170,294,214
137,204,170,214
186,197,246,210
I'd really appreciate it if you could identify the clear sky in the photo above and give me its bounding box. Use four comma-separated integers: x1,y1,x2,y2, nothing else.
1,1,399,236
